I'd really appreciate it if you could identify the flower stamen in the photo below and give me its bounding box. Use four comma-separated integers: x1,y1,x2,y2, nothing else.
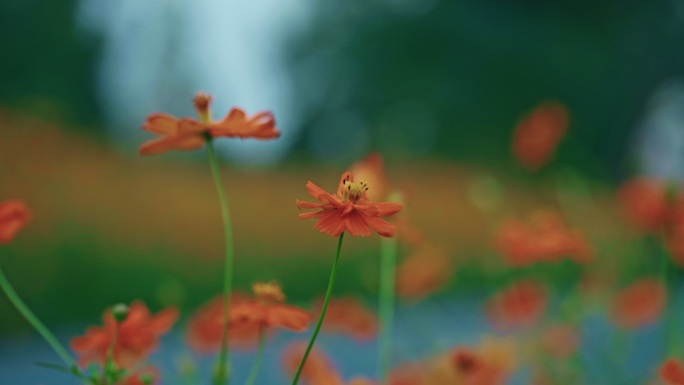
342,180,369,203
253,282,286,304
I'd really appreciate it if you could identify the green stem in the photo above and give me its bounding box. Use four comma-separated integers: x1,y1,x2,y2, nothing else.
0,265,83,376
207,139,236,385
378,236,397,381
290,233,345,385
244,327,265,385
103,320,120,385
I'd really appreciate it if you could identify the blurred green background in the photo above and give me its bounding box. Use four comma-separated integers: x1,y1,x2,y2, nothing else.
1,0,683,334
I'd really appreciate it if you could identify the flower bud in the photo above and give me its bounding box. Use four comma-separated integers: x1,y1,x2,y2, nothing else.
111,303,129,323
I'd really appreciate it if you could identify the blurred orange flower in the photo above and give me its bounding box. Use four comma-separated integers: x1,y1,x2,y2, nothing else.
71,301,178,368
0,200,31,244
511,101,569,171
296,171,403,237
139,92,280,156
486,280,548,330
494,210,593,266
282,342,344,385
230,282,312,333
540,324,580,359
610,278,666,329
396,243,452,301
388,363,426,385
188,283,310,353
617,178,684,233
315,296,378,341
186,293,257,353
660,358,684,385
350,153,389,201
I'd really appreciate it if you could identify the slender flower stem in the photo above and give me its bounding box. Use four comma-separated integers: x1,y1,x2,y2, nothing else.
244,327,265,385
0,265,82,376
291,233,345,385
378,236,397,381
206,139,236,385
103,319,120,385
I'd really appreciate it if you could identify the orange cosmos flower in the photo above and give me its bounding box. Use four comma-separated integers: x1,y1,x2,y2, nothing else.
71,301,178,368
314,296,378,341
610,278,666,330
139,92,280,156
396,243,452,301
186,293,257,353
494,210,593,267
660,358,684,385
486,280,548,331
230,282,312,333
296,171,403,237
512,101,569,171
0,200,31,244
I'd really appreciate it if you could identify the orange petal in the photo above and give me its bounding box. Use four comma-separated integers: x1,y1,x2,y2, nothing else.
364,216,396,237
315,210,346,237
267,305,312,331
0,200,31,244
344,213,372,237
337,171,353,197
142,113,179,135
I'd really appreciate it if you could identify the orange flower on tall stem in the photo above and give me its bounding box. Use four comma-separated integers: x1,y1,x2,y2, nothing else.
512,101,569,171
0,200,31,244
610,278,666,330
660,358,684,385
139,92,280,156
296,171,403,237
71,301,178,368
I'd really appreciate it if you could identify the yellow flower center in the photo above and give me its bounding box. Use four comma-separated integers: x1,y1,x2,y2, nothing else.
253,282,285,304
342,180,369,203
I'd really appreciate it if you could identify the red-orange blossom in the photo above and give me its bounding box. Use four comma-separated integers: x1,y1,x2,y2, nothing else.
296,171,403,237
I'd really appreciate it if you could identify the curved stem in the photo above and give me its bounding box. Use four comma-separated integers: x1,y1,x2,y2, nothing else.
207,139,236,385
378,236,397,381
244,327,265,385
0,265,83,376
290,233,345,385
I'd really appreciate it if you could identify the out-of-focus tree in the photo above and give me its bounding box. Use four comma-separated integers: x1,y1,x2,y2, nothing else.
285,0,684,178
0,0,101,127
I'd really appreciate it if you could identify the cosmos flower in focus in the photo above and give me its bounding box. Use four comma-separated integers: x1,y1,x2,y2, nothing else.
296,171,403,237
315,297,378,341
512,101,569,171
71,301,178,368
660,358,684,385
486,280,548,331
139,92,280,156
0,200,31,244
610,278,666,330
494,210,593,266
